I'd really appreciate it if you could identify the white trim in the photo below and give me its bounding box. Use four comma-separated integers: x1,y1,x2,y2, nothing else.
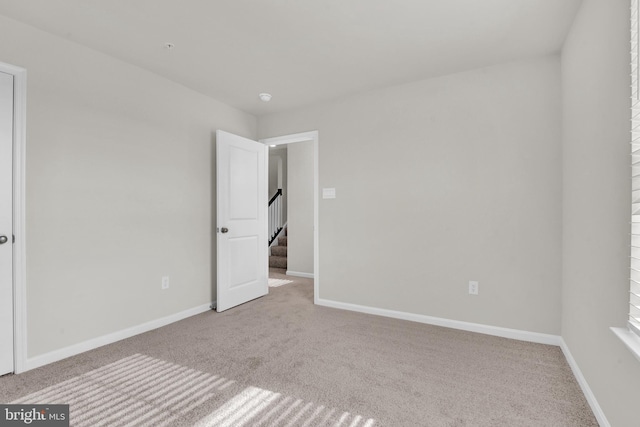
316,298,561,345
313,133,318,303
23,303,212,372
261,131,315,146
0,61,27,374
560,338,610,427
260,131,319,304
285,271,314,279
611,326,640,363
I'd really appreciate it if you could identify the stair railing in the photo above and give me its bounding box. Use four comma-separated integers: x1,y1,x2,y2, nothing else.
268,189,283,245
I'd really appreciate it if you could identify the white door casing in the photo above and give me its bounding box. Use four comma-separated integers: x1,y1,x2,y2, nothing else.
216,130,268,312
0,71,14,375
259,131,319,304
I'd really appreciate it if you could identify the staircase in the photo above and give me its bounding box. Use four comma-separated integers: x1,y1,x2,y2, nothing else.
269,227,287,269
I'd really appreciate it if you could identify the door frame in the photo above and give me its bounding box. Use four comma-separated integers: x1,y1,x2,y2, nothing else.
0,61,27,374
259,131,319,304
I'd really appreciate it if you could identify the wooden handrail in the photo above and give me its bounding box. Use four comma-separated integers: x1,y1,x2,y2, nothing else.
268,188,282,206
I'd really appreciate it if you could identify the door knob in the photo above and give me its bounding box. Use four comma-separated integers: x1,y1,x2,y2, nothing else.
221,227,229,234
0,236,7,244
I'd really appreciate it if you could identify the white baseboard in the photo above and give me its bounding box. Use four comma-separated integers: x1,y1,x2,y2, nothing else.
559,339,610,427
316,298,561,346
22,303,213,372
286,271,314,279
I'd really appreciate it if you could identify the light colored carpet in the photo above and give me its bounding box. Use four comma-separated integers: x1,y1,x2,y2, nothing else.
268,278,293,288
10,353,371,427
0,274,597,426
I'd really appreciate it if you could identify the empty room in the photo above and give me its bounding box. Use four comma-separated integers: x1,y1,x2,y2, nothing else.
1,0,639,426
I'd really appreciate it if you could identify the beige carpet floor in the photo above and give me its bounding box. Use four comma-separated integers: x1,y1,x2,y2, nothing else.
0,271,597,426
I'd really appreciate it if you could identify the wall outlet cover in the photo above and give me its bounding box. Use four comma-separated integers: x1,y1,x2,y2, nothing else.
469,281,479,295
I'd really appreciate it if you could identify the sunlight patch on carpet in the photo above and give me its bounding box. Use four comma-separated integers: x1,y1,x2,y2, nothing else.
11,354,235,427
195,386,376,427
12,354,376,427
268,278,293,287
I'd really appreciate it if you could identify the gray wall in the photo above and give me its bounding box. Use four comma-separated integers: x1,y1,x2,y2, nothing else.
0,15,257,357
561,1,640,426
287,141,314,275
260,55,563,334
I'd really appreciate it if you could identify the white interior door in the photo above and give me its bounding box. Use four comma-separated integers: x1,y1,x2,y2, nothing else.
216,130,268,312
0,71,14,375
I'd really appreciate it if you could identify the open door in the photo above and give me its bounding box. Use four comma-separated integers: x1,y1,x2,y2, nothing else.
216,130,268,312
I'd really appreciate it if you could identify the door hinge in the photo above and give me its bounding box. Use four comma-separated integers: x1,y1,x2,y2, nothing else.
12,235,15,244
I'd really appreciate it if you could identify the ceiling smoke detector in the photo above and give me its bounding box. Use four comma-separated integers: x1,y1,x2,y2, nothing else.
259,93,272,102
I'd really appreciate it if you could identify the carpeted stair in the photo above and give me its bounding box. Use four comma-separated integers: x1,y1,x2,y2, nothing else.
269,227,287,269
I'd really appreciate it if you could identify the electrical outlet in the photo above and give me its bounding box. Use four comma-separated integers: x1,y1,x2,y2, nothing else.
161,276,170,290
469,281,479,295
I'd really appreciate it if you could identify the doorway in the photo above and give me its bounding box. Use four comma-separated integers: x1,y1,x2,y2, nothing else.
260,132,319,303
0,61,26,375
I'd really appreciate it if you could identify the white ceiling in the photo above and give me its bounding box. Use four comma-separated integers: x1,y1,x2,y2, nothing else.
0,0,583,116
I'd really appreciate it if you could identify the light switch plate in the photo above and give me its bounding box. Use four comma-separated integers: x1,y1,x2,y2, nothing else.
322,188,336,199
